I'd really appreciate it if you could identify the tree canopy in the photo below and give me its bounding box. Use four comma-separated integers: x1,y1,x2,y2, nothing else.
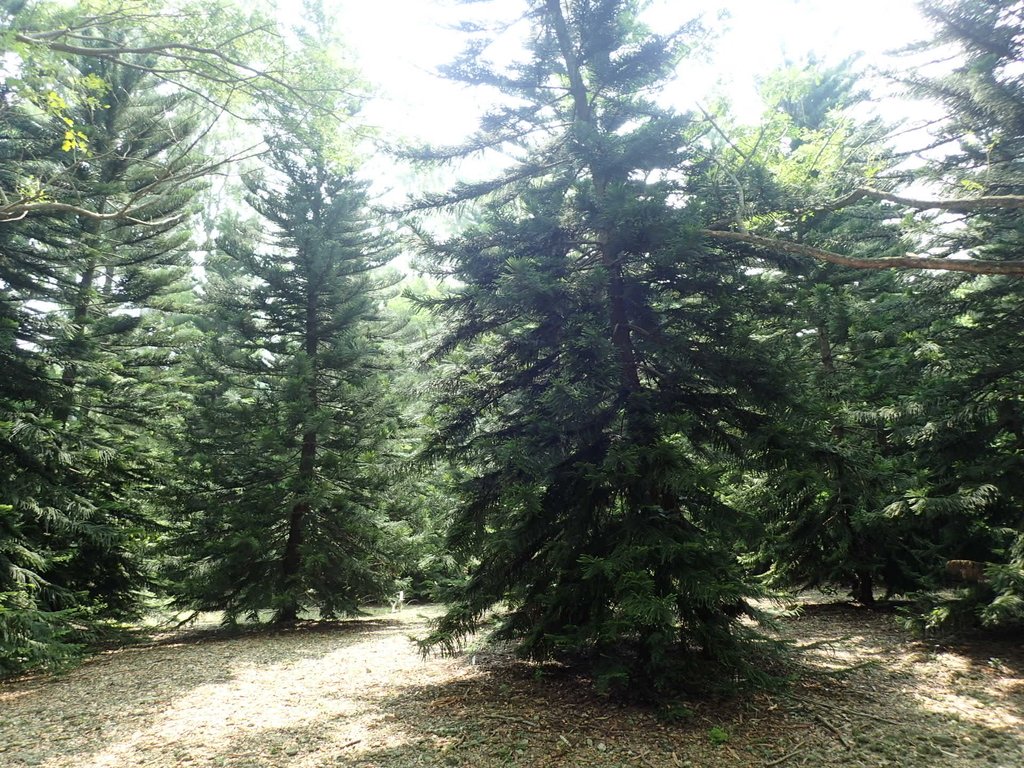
2,0,1022,690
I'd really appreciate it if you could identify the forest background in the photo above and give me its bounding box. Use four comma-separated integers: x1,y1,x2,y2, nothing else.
1,0,1022,695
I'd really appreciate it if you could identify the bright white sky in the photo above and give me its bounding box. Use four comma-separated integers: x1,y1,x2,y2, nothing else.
335,0,934,147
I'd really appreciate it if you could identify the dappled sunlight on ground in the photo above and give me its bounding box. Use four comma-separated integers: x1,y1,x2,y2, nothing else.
899,649,1024,733
1,601,1022,767
1,608,465,768
769,600,1024,767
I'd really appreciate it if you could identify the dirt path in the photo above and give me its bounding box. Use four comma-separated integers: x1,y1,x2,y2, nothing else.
1,604,1022,767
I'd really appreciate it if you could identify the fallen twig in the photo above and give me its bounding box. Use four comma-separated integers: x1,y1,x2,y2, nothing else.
814,714,852,749
478,713,541,729
837,707,901,726
765,739,809,767
789,694,905,726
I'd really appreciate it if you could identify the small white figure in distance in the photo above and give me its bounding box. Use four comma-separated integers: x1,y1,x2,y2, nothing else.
390,590,406,613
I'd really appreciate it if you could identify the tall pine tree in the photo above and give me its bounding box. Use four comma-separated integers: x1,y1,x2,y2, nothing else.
1,24,205,671
167,125,399,624
892,0,1024,630
415,0,788,693
716,61,931,603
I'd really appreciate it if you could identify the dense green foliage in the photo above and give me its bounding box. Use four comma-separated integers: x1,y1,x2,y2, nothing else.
893,0,1024,630
1,13,206,671
409,0,792,694
166,129,399,622
713,62,925,603
2,0,1022,688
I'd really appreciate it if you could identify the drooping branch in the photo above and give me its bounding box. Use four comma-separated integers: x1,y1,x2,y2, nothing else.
703,229,1024,276
824,187,1024,214
0,143,265,226
12,30,358,114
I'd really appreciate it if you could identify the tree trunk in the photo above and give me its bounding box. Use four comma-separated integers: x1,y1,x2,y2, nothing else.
601,236,643,397
817,323,836,376
278,288,320,623
278,479,311,623
544,0,642,399
56,191,108,424
56,260,96,424
852,569,875,605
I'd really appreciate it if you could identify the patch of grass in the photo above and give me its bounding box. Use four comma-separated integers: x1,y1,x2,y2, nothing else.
708,726,730,745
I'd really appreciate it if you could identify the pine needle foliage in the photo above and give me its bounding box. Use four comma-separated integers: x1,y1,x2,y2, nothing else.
166,129,401,625
1,30,205,672
890,0,1024,631
718,60,938,603
413,0,789,695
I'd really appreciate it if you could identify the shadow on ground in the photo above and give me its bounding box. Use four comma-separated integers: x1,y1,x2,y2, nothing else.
1,603,1021,768
0,615,408,768
192,603,1024,768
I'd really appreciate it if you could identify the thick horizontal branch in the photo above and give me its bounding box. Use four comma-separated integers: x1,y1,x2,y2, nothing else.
15,32,254,59
703,229,1024,276
826,187,1024,214
0,142,265,226
0,200,185,227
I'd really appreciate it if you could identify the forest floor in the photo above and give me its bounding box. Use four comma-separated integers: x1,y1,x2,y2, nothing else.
1,599,1022,768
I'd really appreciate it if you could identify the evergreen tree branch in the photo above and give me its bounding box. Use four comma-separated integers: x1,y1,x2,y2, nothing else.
0,143,264,226
703,229,1024,276
824,187,1024,214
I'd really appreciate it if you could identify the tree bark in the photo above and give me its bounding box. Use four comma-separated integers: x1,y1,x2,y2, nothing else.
56,215,101,425
278,286,320,623
852,569,875,605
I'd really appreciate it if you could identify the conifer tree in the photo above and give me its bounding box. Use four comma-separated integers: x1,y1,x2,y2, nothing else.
167,125,399,623
0,10,214,663
1,28,205,671
714,61,932,603
0,194,83,672
892,0,1024,629
45,48,203,608
415,0,788,693
2,0,351,225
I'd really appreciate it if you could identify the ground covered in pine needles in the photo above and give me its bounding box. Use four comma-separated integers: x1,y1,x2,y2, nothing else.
1,600,1022,768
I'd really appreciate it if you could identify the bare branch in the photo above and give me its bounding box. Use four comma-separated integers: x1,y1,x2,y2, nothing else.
13,29,276,69
12,30,360,115
0,200,186,227
703,229,1024,276
697,104,747,161
824,187,1024,214
0,142,266,226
